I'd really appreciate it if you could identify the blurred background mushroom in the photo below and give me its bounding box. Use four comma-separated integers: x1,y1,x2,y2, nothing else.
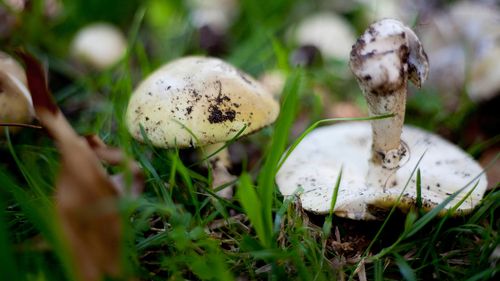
186,0,240,55
418,1,500,108
0,51,34,135
291,12,356,63
70,23,127,71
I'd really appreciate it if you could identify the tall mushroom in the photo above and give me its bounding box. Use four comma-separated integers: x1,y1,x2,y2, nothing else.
276,19,488,220
126,56,279,198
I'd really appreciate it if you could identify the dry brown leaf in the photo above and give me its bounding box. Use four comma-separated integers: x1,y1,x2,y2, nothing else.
85,134,144,197
17,51,141,281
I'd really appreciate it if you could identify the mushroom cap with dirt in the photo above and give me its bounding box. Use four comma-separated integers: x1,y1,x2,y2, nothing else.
276,19,488,220
126,56,279,199
0,51,34,135
126,56,279,148
71,23,127,70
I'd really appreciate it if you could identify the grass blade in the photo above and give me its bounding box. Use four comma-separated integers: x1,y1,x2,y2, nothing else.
416,169,422,210
237,172,269,246
394,253,417,281
256,70,303,247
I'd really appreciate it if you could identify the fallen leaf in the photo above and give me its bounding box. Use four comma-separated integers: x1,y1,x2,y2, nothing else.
17,51,141,281
85,134,144,197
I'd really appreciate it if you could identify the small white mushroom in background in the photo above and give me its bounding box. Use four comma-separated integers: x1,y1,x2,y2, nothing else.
0,51,34,135
419,1,500,105
70,23,127,70
187,0,239,34
126,56,279,199
292,12,356,62
276,19,488,220
186,0,239,55
258,69,286,99
358,0,423,23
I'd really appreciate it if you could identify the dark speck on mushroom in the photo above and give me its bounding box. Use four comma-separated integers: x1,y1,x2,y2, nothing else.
208,105,236,123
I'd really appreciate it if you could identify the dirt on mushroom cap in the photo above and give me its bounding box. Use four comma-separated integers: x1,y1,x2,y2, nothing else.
126,56,279,148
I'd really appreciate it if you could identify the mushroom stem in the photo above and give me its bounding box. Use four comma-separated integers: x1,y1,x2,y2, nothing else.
203,143,235,199
349,19,429,188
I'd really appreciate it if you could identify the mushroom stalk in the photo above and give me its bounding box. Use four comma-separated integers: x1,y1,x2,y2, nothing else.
349,19,429,188
203,143,235,199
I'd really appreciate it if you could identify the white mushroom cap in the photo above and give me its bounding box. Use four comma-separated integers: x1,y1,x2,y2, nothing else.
276,122,488,219
468,45,500,102
258,70,286,99
71,23,127,70
187,0,239,33
293,12,356,61
126,56,279,148
0,51,34,134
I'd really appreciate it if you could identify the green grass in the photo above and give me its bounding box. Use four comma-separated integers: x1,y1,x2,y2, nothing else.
1,0,499,280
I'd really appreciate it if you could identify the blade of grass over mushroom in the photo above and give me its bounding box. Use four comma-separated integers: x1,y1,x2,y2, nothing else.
448,181,480,214
272,194,295,234
323,167,342,237
362,151,427,260
237,172,269,249
254,69,303,248
404,163,493,238
276,114,394,171
416,169,422,210
371,168,488,262
468,188,499,224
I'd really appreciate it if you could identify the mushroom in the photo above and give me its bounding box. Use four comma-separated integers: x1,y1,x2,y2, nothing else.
187,0,239,34
70,23,127,70
419,1,500,105
276,19,488,220
126,56,279,198
0,51,34,135
187,0,239,55
258,69,286,99
292,12,356,61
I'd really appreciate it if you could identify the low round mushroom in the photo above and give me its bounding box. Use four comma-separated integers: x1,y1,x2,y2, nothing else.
71,23,127,70
276,19,488,220
0,51,34,135
126,56,279,198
